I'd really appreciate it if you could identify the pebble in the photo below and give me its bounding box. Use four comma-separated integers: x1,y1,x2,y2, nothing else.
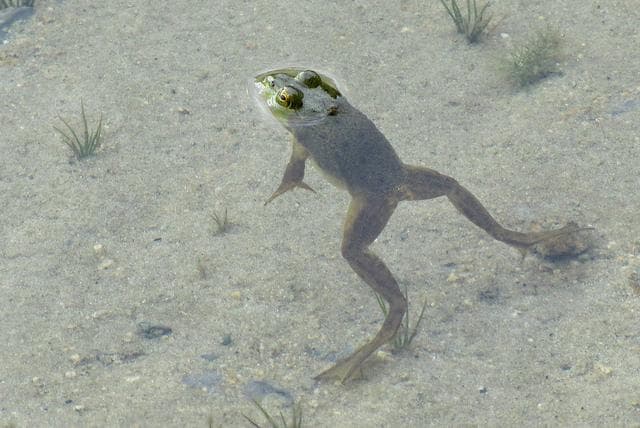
93,243,106,257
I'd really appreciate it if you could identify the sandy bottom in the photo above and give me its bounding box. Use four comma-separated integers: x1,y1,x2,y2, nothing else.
1,0,639,426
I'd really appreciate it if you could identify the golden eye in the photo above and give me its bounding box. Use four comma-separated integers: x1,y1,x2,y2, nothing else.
275,86,303,109
276,89,289,106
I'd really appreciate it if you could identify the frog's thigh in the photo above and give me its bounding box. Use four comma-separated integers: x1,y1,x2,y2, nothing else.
341,195,403,304
342,195,396,252
400,164,456,200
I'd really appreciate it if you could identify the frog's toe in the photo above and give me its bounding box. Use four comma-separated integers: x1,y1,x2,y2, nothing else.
264,181,316,206
314,360,364,384
530,221,594,258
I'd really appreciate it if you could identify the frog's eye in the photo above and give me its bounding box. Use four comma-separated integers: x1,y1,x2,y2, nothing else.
295,70,321,88
275,86,303,109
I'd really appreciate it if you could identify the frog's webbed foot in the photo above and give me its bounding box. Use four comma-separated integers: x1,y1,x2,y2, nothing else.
524,221,594,259
314,357,365,383
264,180,315,205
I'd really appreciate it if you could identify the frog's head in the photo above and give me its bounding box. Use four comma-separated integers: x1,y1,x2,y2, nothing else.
253,68,342,127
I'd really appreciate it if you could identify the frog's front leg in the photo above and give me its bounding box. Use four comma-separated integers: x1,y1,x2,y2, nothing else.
265,139,316,205
315,194,407,383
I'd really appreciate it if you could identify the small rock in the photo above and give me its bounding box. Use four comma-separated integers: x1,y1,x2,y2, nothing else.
182,371,222,393
93,244,106,258
446,272,459,283
137,322,172,339
221,334,232,346
98,258,114,270
244,380,293,405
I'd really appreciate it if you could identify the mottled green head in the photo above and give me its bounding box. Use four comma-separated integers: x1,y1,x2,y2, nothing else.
253,68,342,127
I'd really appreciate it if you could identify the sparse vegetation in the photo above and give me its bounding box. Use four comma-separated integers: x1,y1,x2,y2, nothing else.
503,26,563,87
54,100,103,159
0,0,34,9
196,256,208,280
439,0,492,43
210,208,229,235
243,399,303,428
375,286,427,351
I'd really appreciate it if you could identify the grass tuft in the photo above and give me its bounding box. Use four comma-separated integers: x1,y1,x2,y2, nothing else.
210,208,229,236
0,0,35,9
54,100,102,160
243,399,302,428
375,286,427,351
439,0,492,43
503,26,562,87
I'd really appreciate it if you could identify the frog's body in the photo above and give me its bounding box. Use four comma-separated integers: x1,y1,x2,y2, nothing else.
292,97,404,195
253,68,584,383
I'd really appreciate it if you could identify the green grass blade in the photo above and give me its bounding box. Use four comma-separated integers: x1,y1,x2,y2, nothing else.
54,102,102,159
59,116,83,149
54,119,81,157
440,0,491,43
408,298,428,345
375,285,428,350
439,0,455,20
81,100,89,150
375,292,389,317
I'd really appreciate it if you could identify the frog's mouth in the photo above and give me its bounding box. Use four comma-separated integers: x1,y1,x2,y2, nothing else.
252,67,342,128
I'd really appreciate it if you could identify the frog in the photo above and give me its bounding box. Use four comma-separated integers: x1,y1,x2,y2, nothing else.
252,67,587,383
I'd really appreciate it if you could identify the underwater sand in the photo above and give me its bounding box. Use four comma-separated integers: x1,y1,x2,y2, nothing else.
1,0,639,426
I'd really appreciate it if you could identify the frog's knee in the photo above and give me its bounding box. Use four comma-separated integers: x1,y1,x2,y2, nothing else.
400,167,458,200
341,241,362,261
441,176,461,194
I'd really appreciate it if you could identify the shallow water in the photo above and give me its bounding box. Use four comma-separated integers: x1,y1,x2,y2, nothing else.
1,0,639,426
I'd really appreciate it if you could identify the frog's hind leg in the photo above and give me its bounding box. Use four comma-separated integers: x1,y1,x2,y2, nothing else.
399,164,573,250
315,195,407,383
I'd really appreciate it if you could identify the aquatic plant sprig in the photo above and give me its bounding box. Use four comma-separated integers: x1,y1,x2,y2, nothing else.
375,286,427,350
439,0,492,43
243,399,303,428
54,100,103,160
503,26,563,87
0,0,34,9
210,208,229,236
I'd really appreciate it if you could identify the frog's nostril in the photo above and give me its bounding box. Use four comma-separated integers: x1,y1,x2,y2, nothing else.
266,76,275,87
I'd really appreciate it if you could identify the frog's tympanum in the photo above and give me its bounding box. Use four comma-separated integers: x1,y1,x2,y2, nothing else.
253,68,585,383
